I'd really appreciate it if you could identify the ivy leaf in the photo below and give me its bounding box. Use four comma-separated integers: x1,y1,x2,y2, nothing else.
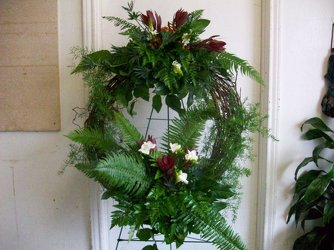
136,228,152,241
134,85,150,101
166,95,182,113
142,244,158,250
152,95,162,113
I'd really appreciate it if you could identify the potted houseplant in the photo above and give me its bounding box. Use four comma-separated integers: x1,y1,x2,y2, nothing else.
65,2,266,249
288,117,334,250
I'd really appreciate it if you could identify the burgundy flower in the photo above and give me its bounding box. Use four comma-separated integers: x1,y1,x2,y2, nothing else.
193,35,226,52
157,155,176,172
147,135,157,145
172,9,188,29
141,10,162,32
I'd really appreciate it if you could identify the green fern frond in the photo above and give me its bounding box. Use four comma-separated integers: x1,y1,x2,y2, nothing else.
103,16,139,32
218,52,263,84
183,197,246,250
113,111,143,146
65,127,118,151
161,103,213,150
76,153,151,196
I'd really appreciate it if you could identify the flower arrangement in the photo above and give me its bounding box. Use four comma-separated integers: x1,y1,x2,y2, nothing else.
66,2,267,250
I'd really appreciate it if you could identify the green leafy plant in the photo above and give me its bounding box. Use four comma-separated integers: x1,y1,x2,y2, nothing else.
288,117,334,250
66,2,267,249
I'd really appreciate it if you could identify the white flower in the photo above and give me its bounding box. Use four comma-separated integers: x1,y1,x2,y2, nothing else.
138,141,156,155
182,33,191,46
185,149,198,162
170,143,181,153
172,60,183,75
176,171,188,184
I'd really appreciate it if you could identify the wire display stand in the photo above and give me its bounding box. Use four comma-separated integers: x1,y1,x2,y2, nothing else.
114,105,211,250
115,226,211,250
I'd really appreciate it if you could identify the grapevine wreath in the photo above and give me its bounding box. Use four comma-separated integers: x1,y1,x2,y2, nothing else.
66,2,267,250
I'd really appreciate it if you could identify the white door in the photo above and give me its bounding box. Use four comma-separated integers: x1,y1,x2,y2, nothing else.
87,0,263,249
0,1,91,250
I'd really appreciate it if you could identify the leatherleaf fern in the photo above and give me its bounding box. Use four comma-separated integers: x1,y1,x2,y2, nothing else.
66,2,269,250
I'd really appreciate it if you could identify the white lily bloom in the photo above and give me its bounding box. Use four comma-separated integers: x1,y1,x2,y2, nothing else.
176,171,188,184
182,33,191,46
172,60,182,75
185,149,198,162
170,143,181,153
138,141,156,155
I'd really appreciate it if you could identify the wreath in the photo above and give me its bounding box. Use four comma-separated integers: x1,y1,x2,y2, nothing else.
66,2,266,250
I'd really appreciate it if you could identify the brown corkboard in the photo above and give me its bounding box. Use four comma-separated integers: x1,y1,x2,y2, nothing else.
0,0,60,131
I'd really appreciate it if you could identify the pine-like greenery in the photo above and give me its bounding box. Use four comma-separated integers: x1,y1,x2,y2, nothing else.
66,2,268,250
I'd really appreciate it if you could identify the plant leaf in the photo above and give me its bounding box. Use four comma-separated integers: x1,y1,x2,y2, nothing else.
323,201,334,224
302,129,333,142
294,157,313,180
133,85,150,101
152,95,162,113
136,228,152,241
72,50,113,74
301,117,333,133
113,111,143,146
304,170,333,203
165,94,182,113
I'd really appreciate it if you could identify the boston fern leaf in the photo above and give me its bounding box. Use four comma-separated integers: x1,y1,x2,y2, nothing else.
76,153,151,196
161,104,212,150
113,111,143,146
218,52,263,84
183,197,246,250
65,127,118,151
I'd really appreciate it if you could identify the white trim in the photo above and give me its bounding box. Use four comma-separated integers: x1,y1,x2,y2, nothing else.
82,0,102,51
82,1,106,250
256,0,281,249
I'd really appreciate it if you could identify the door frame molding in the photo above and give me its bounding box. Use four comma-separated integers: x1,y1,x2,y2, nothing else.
82,0,282,249
257,0,281,249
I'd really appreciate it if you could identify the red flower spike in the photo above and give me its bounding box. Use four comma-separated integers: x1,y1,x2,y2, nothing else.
157,155,176,172
193,35,226,52
173,9,188,29
141,10,161,32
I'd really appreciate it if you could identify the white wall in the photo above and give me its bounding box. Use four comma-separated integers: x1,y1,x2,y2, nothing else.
271,0,334,249
0,1,91,250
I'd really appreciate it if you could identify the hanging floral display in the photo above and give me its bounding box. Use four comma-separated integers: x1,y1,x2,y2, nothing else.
65,2,267,250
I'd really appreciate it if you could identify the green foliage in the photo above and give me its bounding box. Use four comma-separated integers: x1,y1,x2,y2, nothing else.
65,3,269,249
182,197,247,250
76,153,151,196
65,127,118,151
113,111,143,146
161,103,212,150
217,52,263,84
288,117,334,250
